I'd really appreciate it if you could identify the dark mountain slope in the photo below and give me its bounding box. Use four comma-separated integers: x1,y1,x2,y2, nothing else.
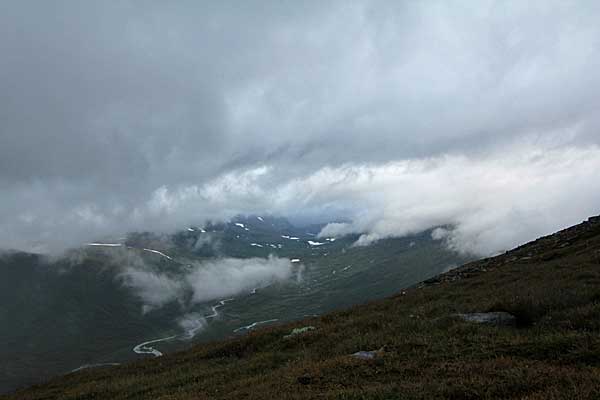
0,217,467,394
5,216,600,399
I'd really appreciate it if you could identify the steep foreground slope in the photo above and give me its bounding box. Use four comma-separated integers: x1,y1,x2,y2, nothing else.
5,216,600,399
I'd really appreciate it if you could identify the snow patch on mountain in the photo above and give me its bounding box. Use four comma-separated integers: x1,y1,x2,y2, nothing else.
281,235,299,240
142,248,173,260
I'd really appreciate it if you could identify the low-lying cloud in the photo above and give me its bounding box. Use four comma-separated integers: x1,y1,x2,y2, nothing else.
177,313,208,339
313,143,600,254
120,267,184,311
186,256,298,304
113,141,600,256
120,255,298,312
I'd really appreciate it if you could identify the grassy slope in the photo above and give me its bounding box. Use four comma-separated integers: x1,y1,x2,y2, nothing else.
6,216,600,399
0,222,466,394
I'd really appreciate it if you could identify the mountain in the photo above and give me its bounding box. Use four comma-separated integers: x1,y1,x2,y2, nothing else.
0,216,469,394
4,215,600,399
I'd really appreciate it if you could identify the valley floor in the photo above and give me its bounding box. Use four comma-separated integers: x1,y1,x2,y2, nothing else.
5,216,600,399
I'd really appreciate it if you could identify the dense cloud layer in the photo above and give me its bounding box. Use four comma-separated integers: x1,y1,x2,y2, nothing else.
1,1,600,255
314,144,600,254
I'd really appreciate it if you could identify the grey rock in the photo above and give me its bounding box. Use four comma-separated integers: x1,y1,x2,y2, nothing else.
352,351,377,360
351,347,387,360
283,326,316,339
455,312,516,326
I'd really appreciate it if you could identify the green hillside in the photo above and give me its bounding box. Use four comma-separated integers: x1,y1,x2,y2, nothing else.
5,216,600,399
0,216,467,394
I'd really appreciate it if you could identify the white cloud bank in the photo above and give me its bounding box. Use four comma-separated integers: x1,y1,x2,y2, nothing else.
5,140,600,257
128,141,600,256
311,143,600,254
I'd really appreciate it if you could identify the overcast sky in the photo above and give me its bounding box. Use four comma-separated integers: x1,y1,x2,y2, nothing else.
2,0,600,254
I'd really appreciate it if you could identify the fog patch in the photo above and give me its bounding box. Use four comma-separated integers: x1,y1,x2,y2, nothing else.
119,268,184,312
193,232,221,253
177,313,207,339
117,255,297,313
431,228,451,241
186,256,296,304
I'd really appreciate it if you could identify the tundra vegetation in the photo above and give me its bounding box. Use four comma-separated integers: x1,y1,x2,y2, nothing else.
5,217,600,399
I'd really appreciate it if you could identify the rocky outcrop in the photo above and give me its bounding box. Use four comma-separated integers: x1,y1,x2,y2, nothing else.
351,347,387,361
455,312,516,326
